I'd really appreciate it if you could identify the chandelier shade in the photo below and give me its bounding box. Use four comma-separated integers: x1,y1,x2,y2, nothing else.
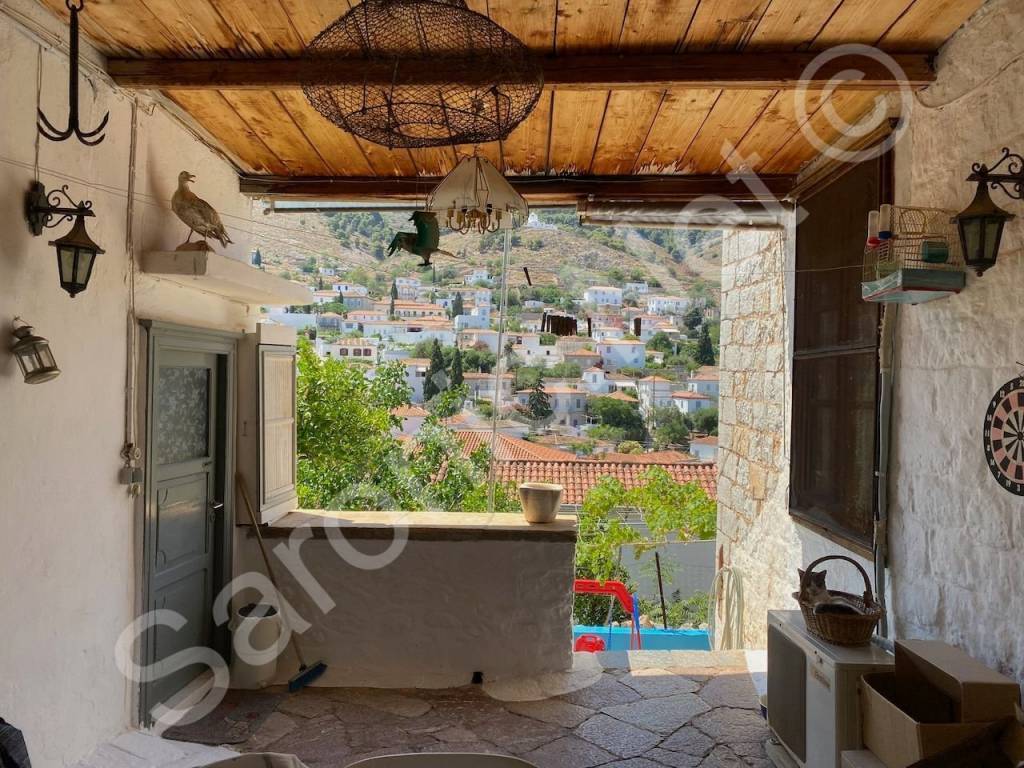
426,156,529,233
302,0,544,149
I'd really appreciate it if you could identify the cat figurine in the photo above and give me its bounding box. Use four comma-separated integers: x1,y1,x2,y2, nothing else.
797,568,866,616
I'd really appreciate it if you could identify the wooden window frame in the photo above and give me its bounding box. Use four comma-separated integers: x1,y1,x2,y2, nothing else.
788,154,893,553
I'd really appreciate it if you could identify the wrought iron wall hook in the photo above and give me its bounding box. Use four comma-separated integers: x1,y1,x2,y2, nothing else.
25,181,95,236
37,0,109,146
969,147,1024,200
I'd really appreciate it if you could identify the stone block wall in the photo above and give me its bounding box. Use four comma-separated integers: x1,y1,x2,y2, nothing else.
717,228,877,649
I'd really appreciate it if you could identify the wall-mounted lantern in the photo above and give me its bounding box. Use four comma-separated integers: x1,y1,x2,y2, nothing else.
11,320,60,384
956,148,1020,276
25,181,105,297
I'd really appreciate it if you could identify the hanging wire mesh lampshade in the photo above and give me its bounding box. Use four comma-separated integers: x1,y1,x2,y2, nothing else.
302,0,544,148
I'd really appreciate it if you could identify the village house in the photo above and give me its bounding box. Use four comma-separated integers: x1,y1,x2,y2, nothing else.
596,338,646,370
671,389,716,414
686,365,720,399
646,294,691,315
582,285,623,306
636,375,675,417
464,371,515,402
330,282,369,296
316,337,379,361
688,434,718,461
393,276,421,300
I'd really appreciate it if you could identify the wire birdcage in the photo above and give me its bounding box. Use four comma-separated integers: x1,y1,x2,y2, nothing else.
862,206,967,304
863,206,964,280
302,0,544,149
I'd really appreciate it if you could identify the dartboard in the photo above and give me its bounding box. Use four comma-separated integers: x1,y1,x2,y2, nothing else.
984,375,1024,496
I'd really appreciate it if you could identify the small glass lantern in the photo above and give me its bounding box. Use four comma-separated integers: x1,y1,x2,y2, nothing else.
50,214,104,297
11,323,60,384
956,181,1016,276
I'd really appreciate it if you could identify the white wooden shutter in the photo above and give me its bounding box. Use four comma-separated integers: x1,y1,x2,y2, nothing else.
259,344,297,522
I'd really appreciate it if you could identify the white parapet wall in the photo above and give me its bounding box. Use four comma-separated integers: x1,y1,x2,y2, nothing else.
233,511,577,688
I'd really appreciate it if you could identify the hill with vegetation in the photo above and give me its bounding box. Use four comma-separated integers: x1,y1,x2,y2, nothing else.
250,206,722,303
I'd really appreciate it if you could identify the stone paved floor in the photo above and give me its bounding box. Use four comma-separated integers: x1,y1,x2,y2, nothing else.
232,651,770,768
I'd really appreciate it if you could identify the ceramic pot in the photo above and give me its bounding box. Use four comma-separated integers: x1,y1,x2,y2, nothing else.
518,482,563,524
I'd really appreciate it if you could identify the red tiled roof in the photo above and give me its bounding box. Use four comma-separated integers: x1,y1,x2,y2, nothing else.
639,376,673,383
690,435,718,446
592,390,637,402
672,390,713,400
391,405,429,417
400,358,431,366
495,460,716,505
597,450,692,464
454,432,579,462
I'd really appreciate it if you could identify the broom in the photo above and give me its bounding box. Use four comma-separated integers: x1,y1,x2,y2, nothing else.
236,474,327,692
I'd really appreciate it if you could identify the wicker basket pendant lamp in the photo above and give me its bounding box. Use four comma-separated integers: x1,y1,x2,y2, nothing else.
302,0,544,149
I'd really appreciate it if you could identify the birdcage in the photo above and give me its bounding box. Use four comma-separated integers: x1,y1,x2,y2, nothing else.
862,205,967,304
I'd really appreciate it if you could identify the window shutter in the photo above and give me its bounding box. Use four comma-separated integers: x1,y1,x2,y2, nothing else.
259,345,297,520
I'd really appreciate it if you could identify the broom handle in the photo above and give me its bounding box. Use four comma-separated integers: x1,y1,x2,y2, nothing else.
236,474,308,669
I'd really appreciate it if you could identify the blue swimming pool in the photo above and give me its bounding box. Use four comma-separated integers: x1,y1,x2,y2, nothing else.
574,625,711,651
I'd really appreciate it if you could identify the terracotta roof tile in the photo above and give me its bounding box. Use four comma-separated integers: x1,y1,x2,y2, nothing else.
690,435,718,446
495,460,716,505
672,390,713,400
391,405,429,417
598,450,693,464
453,432,579,461
592,390,637,402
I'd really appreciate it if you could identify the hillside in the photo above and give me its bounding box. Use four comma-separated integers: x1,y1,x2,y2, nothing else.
249,206,722,303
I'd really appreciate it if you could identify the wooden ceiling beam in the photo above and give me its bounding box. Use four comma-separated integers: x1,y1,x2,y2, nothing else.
109,52,934,91
238,173,798,202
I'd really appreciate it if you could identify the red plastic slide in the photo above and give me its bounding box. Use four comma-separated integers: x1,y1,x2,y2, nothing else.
572,579,642,650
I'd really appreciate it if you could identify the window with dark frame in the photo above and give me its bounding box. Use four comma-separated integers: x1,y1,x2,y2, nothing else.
789,155,891,550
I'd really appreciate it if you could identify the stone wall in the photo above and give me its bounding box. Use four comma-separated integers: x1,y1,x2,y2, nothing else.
716,228,876,649
887,0,1024,685
717,0,1024,682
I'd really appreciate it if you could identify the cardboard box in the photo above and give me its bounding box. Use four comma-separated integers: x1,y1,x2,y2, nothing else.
860,641,1021,768
895,641,1021,723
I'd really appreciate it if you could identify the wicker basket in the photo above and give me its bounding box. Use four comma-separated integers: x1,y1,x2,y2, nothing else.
793,555,883,646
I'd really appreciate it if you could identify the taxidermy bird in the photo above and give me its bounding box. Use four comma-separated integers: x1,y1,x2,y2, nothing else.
388,211,453,267
171,171,233,251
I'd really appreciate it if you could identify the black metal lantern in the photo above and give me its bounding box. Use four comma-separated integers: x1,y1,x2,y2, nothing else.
955,148,1021,277
11,321,60,384
25,181,104,297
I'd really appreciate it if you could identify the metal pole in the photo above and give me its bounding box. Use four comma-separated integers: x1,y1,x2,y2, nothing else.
654,551,669,630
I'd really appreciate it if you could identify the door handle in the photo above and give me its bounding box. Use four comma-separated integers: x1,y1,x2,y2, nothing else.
209,501,224,524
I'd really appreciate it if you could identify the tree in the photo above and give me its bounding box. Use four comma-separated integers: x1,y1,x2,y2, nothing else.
696,323,716,366
691,407,719,436
450,346,465,388
683,305,703,331
423,339,448,401
652,405,690,450
588,396,647,442
527,381,553,421
451,292,465,318
646,332,675,354
616,440,644,454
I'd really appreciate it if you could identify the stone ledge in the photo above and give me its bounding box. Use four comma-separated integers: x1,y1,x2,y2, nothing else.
252,509,578,543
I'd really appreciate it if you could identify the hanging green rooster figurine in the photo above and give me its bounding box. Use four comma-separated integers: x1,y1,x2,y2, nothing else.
388,211,453,267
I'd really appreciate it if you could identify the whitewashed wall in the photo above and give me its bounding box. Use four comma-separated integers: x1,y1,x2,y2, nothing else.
233,534,576,688
717,0,1024,687
887,0,1024,686
0,2,255,764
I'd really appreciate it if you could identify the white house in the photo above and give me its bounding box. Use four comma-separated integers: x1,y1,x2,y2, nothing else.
516,385,588,430
624,281,649,295
464,372,515,402
593,325,625,342
582,367,613,395
688,435,718,461
398,358,430,403
583,285,624,306
647,295,690,315
391,405,429,438
671,389,716,414
395,276,422,300
597,339,645,371
455,314,490,331
340,292,374,310
463,267,491,286
636,376,675,417
331,282,369,296
687,366,720,399
523,299,545,311
460,328,500,353
317,337,379,361
319,266,337,276
511,333,562,367
312,289,340,305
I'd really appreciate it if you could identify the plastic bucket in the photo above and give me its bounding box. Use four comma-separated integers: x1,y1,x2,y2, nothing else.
230,603,281,689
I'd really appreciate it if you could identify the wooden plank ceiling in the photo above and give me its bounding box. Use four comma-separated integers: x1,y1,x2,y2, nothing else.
42,0,984,191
